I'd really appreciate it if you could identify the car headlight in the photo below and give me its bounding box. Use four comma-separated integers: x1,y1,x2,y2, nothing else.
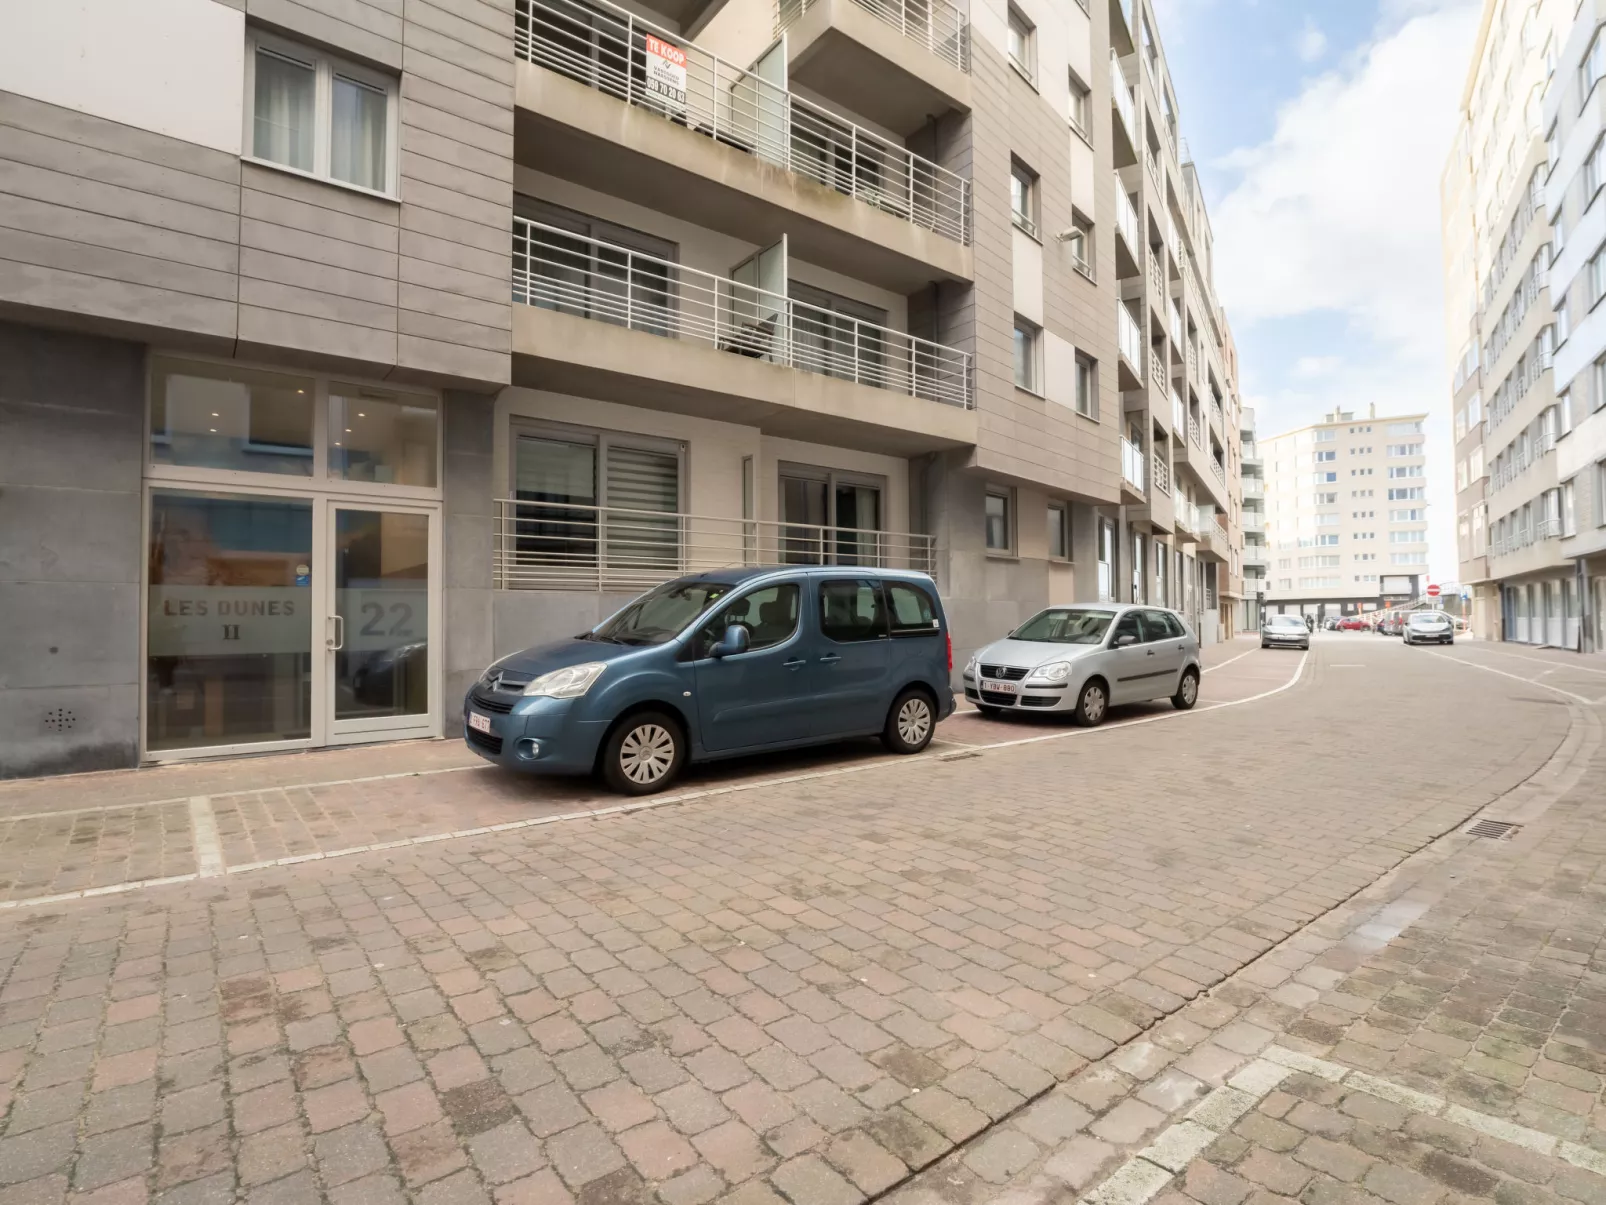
522,662,607,698
963,653,979,677
1026,661,1074,684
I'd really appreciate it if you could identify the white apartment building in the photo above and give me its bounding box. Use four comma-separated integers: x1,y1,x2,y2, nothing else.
1442,0,1577,646
1238,405,1266,629
1262,408,1431,617
1540,4,1606,651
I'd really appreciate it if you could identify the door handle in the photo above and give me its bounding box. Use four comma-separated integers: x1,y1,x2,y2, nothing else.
818,654,841,664
1146,649,1156,656
328,614,345,651
783,658,806,670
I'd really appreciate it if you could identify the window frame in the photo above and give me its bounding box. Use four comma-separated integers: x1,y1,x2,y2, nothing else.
984,487,1016,556
1073,353,1097,419
1067,214,1094,281
1006,6,1037,85
1012,315,1042,394
1047,501,1071,561
885,580,941,638
243,28,401,200
1010,159,1039,238
1067,69,1091,141
695,581,803,658
509,418,687,516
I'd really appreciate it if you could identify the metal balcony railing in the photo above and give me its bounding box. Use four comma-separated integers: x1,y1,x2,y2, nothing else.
776,0,969,73
1537,517,1562,539
1152,451,1170,495
517,0,971,245
1148,251,1165,302
494,499,936,590
1146,146,1161,189
1189,414,1202,448
512,218,973,408
1210,458,1225,485
1121,438,1145,492
1150,347,1165,386
1117,305,1144,372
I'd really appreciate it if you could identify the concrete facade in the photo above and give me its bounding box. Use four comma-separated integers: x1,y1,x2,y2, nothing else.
0,0,1244,777
1262,407,1430,618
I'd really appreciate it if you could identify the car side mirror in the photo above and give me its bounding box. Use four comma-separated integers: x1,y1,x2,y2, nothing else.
711,624,750,659
1114,633,1138,648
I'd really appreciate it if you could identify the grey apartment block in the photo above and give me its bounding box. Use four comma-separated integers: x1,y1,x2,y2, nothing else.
0,0,1244,776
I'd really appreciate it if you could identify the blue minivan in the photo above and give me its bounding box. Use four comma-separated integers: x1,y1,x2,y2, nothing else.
463,567,954,794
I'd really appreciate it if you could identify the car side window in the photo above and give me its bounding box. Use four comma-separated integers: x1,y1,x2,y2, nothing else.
696,583,800,657
1110,612,1142,645
885,582,939,637
1137,611,1170,643
819,579,887,643
1158,612,1187,640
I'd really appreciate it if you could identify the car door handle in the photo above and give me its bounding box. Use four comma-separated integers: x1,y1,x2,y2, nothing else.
819,654,841,664
1146,649,1156,656
783,658,806,670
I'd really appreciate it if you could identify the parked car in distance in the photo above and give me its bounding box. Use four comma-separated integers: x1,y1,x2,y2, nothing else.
1323,617,1341,631
963,604,1201,727
1337,617,1369,631
1403,611,1455,646
463,567,954,795
1262,613,1311,651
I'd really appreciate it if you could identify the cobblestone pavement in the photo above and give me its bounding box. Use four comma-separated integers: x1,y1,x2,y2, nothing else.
0,636,1590,1205
882,638,1606,1205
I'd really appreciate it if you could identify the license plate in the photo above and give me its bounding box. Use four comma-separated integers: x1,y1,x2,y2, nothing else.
982,680,1019,694
468,712,492,734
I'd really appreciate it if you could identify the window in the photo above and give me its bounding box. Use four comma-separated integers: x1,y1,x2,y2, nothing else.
1317,534,1339,546
1098,518,1115,601
1388,487,1426,500
1562,480,1577,536
1074,353,1096,418
1313,492,1337,504
1390,508,1427,522
1592,247,1606,307
1386,421,1423,436
1467,392,1482,425
1012,317,1041,392
1559,390,1573,435
1557,298,1570,344
1066,217,1093,279
1314,429,1336,442
1010,161,1038,237
697,583,801,656
150,359,315,475
247,31,397,195
886,582,940,637
1389,530,1425,544
1470,445,1484,479
1389,552,1426,565
1068,71,1090,137
330,387,439,486
1388,465,1424,478
818,580,887,643
1314,450,1336,462
1387,443,1422,457
985,489,1014,553
1007,6,1036,82
1457,459,1469,491
1585,27,1606,100
1047,502,1070,560
1110,611,1142,645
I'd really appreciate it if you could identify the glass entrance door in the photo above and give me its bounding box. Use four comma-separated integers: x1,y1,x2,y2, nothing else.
326,505,438,741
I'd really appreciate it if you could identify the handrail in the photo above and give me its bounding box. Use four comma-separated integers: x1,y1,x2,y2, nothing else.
1117,305,1144,372
776,0,968,73
1121,438,1146,492
494,498,936,590
515,0,970,245
512,218,974,408
1115,179,1140,253
1111,51,1135,140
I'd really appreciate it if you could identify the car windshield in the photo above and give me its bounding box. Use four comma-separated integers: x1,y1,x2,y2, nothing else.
1410,613,1443,624
588,580,736,646
1011,608,1115,644
1267,616,1304,628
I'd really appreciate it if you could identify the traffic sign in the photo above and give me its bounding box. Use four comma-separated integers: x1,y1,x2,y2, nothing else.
1427,584,1441,598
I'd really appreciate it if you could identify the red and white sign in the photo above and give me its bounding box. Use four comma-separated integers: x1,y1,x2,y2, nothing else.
644,35,687,113
1426,584,1441,597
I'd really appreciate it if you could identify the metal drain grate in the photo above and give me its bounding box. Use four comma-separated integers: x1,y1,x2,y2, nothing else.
1465,819,1520,840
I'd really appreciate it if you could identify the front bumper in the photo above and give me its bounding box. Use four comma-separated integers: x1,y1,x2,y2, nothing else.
461,689,609,775
1262,634,1308,647
961,673,1076,711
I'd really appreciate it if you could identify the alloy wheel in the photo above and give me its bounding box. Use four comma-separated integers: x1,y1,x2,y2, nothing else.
619,723,676,785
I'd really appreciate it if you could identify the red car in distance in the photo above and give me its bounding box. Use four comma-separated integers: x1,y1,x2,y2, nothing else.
1336,617,1368,631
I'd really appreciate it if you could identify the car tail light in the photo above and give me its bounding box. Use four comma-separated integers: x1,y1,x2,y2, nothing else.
945,631,953,672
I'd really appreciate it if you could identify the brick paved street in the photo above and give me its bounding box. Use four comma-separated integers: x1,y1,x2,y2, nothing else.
0,636,1598,1205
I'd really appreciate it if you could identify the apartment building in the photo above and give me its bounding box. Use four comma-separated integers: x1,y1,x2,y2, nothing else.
1238,405,1267,630
0,0,1241,777
1441,0,1576,646
1540,5,1606,652
1262,407,1431,618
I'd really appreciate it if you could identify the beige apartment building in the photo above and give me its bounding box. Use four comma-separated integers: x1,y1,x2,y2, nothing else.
1262,408,1431,617
1238,405,1267,628
1441,0,1576,645
0,0,1242,777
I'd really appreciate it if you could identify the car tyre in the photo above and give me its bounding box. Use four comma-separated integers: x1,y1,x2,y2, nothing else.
1072,678,1108,727
601,711,685,796
1260,640,1270,649
883,688,936,754
1171,668,1199,711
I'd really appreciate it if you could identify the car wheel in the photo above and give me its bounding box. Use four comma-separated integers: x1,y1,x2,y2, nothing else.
601,711,685,795
1072,678,1108,727
1171,668,1199,711
883,689,936,754
1260,641,1269,649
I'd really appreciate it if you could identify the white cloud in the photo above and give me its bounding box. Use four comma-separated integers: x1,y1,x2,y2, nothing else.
1213,1,1481,585
1296,18,1327,63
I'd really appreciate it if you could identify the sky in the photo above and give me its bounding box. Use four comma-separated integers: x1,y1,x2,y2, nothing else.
1151,0,1484,586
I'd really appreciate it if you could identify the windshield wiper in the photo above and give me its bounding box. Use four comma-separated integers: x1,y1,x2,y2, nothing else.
577,631,623,643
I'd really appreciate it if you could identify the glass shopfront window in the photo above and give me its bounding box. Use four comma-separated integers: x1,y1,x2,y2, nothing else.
329,387,440,486
150,360,315,476
147,490,314,751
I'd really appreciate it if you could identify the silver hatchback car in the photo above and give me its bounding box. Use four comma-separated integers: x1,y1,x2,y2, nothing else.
962,604,1202,726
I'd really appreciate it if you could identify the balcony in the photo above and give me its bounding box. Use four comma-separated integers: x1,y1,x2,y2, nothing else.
1242,512,1264,535
514,0,971,292
1111,52,1137,164
1121,438,1146,497
1147,244,1166,310
1243,546,1268,568
495,500,935,591
1151,451,1170,496
1114,181,1141,278
1174,500,1196,538
1188,413,1202,448
1111,0,1135,55
1149,347,1165,390
511,217,976,454
1242,476,1263,500
1171,390,1185,438
777,0,971,137
1117,304,1144,388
